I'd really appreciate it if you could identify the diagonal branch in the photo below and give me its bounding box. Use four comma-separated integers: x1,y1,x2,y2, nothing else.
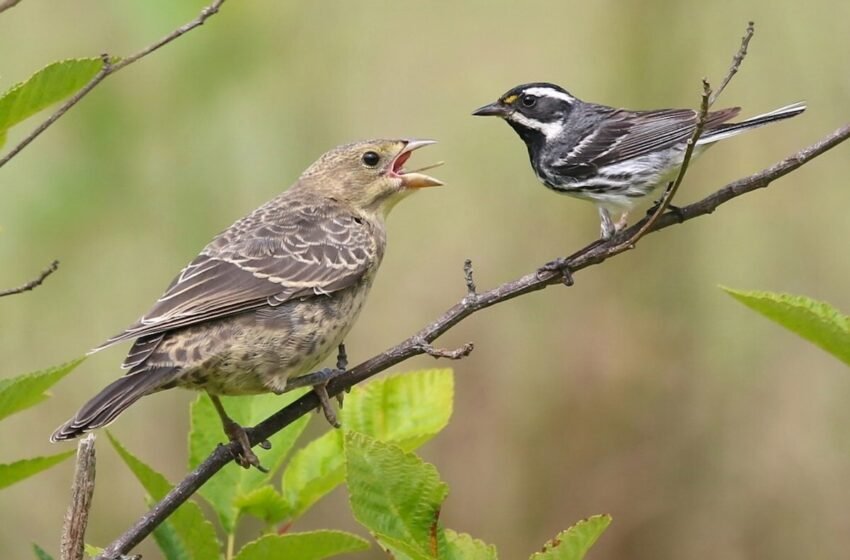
0,0,226,170
0,259,59,298
96,122,850,559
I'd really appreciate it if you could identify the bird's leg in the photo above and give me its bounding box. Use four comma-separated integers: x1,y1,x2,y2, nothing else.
598,207,616,240
615,211,630,232
285,369,342,428
281,343,349,428
208,393,267,472
334,343,348,407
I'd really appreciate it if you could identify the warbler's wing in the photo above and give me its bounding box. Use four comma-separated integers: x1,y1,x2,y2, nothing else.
92,200,378,357
553,106,741,177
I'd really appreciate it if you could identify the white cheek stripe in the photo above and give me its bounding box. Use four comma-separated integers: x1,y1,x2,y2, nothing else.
522,87,575,104
509,112,565,140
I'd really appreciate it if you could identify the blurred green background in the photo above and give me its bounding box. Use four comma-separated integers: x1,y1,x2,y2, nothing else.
2,1,849,558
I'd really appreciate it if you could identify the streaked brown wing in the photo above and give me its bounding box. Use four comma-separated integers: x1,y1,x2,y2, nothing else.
92,201,378,355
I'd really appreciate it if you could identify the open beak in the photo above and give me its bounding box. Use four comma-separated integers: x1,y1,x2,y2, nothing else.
395,139,444,189
472,101,511,117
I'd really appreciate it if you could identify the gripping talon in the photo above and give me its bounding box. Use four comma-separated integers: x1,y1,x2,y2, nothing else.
209,393,268,471
314,382,340,428
537,258,574,286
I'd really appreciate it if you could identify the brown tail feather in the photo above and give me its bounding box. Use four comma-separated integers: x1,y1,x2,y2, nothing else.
49,367,178,442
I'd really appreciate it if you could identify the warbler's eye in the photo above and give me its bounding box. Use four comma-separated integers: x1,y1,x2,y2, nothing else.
362,151,381,167
520,94,537,107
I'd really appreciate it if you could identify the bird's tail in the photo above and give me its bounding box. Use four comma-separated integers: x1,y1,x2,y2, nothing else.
49,367,178,442
698,101,807,144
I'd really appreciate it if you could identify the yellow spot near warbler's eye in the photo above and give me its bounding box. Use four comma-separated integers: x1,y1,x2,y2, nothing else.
503,94,519,104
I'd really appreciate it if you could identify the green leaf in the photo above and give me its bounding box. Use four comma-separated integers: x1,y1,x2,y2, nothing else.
233,531,369,560
233,486,289,526
529,515,612,560
107,432,220,560
722,288,850,366
282,369,454,520
0,451,74,490
0,59,102,133
189,390,311,533
152,519,190,560
0,129,7,150
32,544,54,560
0,358,84,421
445,530,498,560
345,432,449,560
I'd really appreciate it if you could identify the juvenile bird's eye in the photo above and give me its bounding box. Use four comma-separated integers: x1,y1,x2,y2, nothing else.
521,94,537,107
362,151,381,167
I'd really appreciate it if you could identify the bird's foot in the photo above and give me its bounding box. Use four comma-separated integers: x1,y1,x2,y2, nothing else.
284,366,345,427
314,380,341,428
646,200,684,221
537,258,574,286
222,419,268,472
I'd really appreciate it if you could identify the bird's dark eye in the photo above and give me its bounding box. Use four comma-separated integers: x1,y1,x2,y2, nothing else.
362,151,381,167
521,94,537,107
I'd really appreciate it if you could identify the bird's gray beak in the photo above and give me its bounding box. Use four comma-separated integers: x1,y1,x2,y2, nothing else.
472,101,511,117
396,140,444,189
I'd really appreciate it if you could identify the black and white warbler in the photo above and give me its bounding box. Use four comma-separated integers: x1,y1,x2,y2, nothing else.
473,82,805,239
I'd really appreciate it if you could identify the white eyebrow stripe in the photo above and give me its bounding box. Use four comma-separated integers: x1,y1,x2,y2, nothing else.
522,87,575,103
508,112,565,140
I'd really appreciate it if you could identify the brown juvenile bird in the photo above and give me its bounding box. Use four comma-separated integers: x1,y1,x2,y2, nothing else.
51,139,443,468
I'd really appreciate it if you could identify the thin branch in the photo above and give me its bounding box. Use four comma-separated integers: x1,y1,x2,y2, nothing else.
0,0,226,170
96,123,850,560
618,19,755,251
61,434,97,560
0,259,58,298
615,79,712,251
0,0,22,15
711,21,756,106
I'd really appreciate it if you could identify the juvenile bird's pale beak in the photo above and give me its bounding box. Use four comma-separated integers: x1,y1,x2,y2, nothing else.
472,101,511,117
395,139,444,189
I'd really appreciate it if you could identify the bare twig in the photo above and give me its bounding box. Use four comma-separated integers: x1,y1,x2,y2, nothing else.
463,259,477,298
615,79,712,251
0,259,59,298
96,123,850,560
0,0,226,170
711,21,756,106
61,434,96,560
0,0,22,15
614,20,754,251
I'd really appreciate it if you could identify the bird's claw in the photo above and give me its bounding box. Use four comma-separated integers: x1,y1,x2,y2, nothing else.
314,381,341,428
537,258,574,286
223,420,268,472
647,201,684,222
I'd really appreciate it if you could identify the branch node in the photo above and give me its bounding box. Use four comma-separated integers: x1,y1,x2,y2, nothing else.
414,338,474,360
